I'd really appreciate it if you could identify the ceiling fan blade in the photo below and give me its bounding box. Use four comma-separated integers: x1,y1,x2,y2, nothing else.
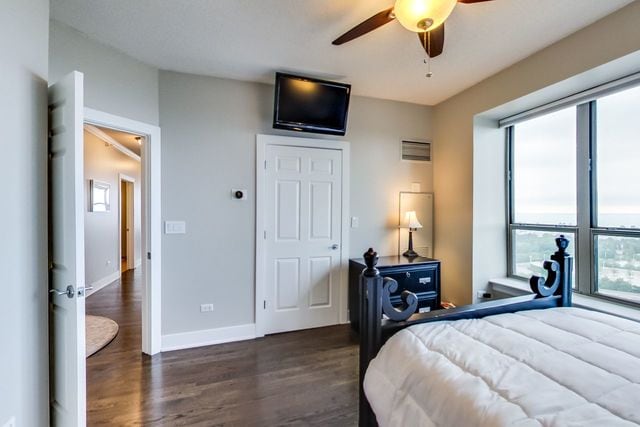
332,7,395,45
418,24,445,58
457,0,493,3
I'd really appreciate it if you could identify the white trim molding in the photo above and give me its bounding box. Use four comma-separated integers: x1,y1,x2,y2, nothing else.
254,134,351,338
86,271,120,298
161,324,256,352
84,107,162,356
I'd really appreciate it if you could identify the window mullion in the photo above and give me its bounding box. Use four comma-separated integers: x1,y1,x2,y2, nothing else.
576,103,592,295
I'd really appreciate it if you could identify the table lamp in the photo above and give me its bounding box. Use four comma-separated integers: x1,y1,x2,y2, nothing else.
402,211,422,258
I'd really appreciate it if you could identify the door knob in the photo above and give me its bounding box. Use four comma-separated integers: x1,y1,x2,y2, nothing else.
331,244,339,250
50,285,75,299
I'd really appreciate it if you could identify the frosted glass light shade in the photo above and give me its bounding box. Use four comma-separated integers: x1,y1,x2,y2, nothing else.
404,211,423,229
393,0,457,32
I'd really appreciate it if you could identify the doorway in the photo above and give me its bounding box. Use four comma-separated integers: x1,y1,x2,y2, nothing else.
120,175,135,273
255,134,351,337
84,107,162,356
49,72,162,426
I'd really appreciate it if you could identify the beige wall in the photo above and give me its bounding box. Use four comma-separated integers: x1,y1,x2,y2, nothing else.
433,1,640,305
159,71,433,335
84,131,142,288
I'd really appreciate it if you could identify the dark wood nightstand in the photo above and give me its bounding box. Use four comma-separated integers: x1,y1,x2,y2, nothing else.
349,255,441,333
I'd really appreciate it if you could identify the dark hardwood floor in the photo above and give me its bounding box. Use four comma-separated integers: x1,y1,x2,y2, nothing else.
86,269,359,426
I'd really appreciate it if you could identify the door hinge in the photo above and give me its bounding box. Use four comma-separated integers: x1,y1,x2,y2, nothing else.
264,160,267,170
264,300,266,309
264,230,267,239
147,252,151,260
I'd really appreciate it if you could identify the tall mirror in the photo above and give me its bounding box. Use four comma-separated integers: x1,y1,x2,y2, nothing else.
398,192,434,258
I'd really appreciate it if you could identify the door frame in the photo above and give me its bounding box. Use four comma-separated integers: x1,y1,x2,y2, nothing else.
118,174,136,272
85,108,162,355
255,134,350,337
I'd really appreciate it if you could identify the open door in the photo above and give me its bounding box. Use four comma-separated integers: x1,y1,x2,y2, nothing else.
49,71,87,426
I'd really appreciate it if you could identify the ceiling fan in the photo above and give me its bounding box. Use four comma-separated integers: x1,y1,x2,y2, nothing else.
332,0,493,59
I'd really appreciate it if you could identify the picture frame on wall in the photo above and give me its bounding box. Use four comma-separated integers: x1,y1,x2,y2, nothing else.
89,180,111,212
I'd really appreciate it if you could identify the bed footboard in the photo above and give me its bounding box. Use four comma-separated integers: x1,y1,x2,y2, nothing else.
358,235,573,426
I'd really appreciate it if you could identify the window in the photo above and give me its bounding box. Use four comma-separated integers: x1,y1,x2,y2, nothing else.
507,82,640,305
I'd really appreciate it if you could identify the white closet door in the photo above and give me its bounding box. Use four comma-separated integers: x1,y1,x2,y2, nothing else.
264,144,343,334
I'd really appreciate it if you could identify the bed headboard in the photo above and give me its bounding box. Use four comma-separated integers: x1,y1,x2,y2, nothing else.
358,235,573,426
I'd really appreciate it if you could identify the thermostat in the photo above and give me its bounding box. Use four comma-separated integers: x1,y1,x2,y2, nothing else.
231,189,247,200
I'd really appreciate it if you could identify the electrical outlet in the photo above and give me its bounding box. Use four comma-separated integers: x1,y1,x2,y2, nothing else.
477,291,493,300
3,416,16,427
165,221,187,234
200,303,214,313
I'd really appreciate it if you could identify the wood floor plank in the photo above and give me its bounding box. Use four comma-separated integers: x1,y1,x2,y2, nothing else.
86,269,359,426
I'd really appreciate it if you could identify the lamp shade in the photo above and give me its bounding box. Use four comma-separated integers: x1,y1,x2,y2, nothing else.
393,0,457,32
404,211,423,229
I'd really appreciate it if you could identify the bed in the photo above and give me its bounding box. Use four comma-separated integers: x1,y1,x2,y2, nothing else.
358,236,640,426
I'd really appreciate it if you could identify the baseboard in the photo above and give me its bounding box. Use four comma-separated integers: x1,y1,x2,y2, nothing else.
86,270,120,297
161,323,256,352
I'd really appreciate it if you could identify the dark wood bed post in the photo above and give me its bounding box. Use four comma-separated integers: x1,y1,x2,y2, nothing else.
358,237,573,426
359,248,382,427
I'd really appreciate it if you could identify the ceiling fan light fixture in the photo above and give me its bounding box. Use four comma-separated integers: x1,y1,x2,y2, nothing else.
393,0,457,32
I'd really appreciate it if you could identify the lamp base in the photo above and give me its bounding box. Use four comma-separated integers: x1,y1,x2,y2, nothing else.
402,249,419,258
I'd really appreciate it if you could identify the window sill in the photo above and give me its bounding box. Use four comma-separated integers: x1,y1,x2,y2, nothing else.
488,277,640,323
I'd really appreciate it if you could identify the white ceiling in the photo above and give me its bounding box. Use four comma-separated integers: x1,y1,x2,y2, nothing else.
51,0,635,105
99,127,142,157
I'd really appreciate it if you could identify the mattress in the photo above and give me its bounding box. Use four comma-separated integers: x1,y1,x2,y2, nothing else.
364,307,640,427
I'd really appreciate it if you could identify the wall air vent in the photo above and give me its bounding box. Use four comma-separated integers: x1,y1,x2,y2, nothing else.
401,140,431,162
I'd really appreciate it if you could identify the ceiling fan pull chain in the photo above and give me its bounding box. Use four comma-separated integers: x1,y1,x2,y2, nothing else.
424,31,433,78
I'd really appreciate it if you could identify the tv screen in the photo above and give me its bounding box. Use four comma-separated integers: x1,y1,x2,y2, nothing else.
273,73,351,136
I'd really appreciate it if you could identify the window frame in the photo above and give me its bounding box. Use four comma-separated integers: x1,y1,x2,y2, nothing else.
506,94,640,308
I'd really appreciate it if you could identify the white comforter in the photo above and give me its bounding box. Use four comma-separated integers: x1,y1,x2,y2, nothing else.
364,307,640,427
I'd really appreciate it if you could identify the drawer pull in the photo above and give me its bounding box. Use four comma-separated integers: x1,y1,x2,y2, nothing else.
419,277,431,284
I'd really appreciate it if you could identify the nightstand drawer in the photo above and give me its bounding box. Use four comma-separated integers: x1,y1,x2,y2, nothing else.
384,267,437,295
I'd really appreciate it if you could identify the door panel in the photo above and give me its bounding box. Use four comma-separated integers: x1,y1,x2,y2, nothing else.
49,71,86,426
276,181,300,241
310,182,332,239
275,258,300,310
309,256,332,307
264,145,342,334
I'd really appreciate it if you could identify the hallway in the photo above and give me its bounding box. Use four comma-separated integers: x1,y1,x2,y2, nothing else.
85,270,358,426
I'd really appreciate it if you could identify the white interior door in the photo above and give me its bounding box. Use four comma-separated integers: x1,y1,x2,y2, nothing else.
49,71,86,426
264,145,343,334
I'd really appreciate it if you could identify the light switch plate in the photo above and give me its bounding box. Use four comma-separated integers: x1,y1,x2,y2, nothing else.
165,221,186,234
351,217,359,228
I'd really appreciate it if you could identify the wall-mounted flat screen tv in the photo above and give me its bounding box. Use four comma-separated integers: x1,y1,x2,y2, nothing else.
273,72,351,136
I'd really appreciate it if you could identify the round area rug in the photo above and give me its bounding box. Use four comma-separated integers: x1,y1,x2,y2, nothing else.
86,315,119,358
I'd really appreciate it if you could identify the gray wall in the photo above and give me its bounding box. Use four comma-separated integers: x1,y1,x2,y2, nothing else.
159,71,432,335
0,0,50,426
84,131,142,287
49,20,159,125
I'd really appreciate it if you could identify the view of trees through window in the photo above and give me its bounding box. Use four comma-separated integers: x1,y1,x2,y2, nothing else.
596,235,640,302
509,84,640,304
513,230,575,286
